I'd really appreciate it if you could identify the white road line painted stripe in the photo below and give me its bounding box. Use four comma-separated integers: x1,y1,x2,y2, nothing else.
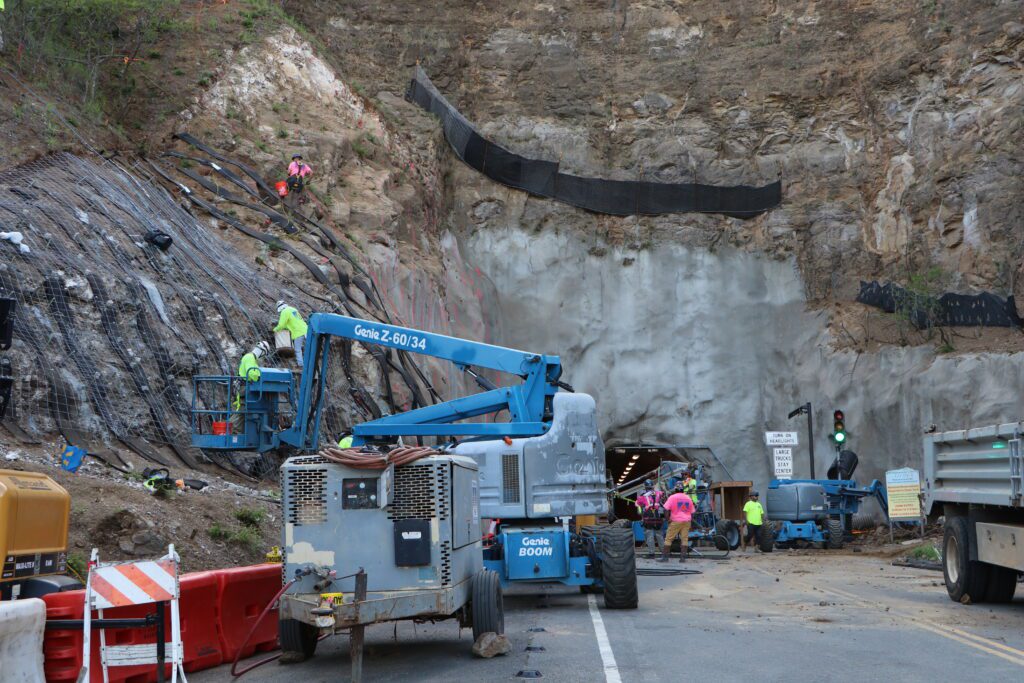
587,593,622,683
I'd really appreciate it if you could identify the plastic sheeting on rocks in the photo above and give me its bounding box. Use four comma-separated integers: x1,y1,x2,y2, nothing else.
856,281,1022,328
406,66,781,218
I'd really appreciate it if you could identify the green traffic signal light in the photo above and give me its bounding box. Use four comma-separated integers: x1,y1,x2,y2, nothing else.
833,409,846,444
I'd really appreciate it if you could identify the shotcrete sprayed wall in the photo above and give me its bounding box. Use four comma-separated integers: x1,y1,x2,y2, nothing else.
462,224,1024,499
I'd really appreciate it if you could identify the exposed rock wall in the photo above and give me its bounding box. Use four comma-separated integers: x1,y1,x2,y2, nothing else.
462,223,1024,491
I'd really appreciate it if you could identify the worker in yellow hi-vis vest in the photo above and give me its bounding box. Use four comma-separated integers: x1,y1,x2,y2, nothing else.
232,341,269,429
274,300,308,368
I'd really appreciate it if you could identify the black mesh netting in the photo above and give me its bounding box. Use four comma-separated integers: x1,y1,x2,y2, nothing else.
406,66,782,218
856,281,1022,329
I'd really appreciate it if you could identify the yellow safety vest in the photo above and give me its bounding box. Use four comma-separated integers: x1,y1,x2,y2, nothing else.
338,435,354,448
274,306,308,339
233,352,261,410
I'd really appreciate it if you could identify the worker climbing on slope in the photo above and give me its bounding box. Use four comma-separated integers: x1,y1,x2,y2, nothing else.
742,491,765,553
681,469,698,506
274,300,308,369
662,479,696,563
286,153,313,196
232,341,269,428
635,479,666,560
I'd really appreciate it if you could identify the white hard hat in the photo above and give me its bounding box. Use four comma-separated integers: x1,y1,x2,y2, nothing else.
253,341,270,358
276,300,287,312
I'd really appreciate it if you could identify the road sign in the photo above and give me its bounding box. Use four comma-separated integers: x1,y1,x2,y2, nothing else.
773,447,793,479
765,431,798,446
885,468,922,521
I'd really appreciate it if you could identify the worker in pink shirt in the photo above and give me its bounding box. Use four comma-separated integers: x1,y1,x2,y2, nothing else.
662,480,696,563
286,153,313,194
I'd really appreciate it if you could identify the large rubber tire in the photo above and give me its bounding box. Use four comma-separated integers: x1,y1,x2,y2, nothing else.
758,521,775,553
715,520,741,550
983,565,1018,604
279,618,319,661
943,516,990,604
826,519,844,549
471,569,504,639
600,526,639,609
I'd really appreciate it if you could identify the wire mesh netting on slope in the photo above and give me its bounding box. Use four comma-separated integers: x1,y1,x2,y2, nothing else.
0,153,407,476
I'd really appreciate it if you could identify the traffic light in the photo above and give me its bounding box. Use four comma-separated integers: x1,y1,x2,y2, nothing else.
832,410,847,444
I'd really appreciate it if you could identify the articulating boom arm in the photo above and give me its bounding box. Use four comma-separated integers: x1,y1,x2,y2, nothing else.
278,313,565,451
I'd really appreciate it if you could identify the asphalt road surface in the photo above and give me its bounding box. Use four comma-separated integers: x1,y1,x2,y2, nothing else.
194,551,1024,682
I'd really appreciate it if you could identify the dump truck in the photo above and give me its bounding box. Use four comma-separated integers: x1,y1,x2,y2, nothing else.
923,422,1023,604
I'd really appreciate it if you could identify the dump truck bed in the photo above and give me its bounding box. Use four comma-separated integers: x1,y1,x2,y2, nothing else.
922,422,1024,514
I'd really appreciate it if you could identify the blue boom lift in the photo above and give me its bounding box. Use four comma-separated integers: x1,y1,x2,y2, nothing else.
191,313,637,608
759,478,888,551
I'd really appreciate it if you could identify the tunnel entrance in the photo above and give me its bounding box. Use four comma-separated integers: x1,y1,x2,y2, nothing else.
606,443,752,523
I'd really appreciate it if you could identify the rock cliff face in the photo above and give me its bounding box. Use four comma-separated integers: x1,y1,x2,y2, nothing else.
3,3,1023,498
287,1,1024,489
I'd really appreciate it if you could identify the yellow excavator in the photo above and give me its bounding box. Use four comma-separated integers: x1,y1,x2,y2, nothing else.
0,469,80,600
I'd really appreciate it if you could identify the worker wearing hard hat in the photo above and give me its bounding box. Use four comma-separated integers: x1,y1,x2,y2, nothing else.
274,300,308,369
742,491,765,552
635,479,666,560
286,153,313,195
662,480,696,563
232,341,269,427
681,470,698,506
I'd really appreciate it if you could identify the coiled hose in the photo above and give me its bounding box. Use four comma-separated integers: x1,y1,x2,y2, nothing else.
318,445,439,469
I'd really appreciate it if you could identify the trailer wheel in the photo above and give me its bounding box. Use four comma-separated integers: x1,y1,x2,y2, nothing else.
471,569,504,639
943,516,989,604
826,519,844,549
279,618,318,662
600,526,638,609
714,520,741,550
983,565,1017,604
758,521,775,553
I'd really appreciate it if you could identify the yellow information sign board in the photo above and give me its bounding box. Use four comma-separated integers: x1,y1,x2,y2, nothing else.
885,468,922,521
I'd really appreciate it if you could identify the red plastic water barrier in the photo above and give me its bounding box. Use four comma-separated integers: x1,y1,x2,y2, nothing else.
178,571,223,672
215,564,281,661
42,564,279,681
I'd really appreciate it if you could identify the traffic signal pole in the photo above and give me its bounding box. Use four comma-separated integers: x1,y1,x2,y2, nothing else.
788,402,815,479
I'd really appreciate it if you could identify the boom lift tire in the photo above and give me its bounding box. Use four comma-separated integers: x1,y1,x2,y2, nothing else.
826,519,844,549
714,519,741,550
279,618,319,661
758,521,775,553
471,569,504,639
600,526,638,609
943,516,990,604
982,565,1017,604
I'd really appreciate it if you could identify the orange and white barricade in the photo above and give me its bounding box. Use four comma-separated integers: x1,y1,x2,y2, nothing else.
81,545,186,683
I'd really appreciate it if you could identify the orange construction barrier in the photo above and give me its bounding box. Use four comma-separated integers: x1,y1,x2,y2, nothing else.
215,564,281,661
42,564,274,681
178,571,223,671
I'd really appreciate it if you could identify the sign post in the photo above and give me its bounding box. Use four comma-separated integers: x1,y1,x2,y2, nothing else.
885,468,923,543
787,402,815,479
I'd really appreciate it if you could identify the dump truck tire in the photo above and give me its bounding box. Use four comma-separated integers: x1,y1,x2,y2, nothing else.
943,516,989,604
715,520,741,550
826,519,844,549
472,569,504,639
758,521,775,553
279,618,318,661
983,565,1018,604
600,526,638,609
